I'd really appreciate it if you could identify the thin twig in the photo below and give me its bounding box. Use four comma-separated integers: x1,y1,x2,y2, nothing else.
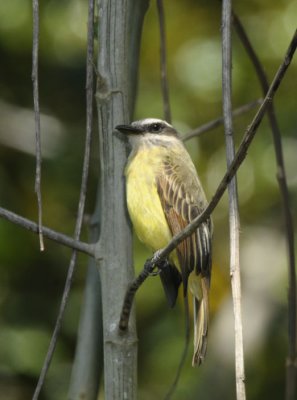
233,14,297,400
119,29,297,332
32,1,95,398
32,0,44,251
119,261,152,331
183,99,261,142
0,206,94,256
156,0,171,123
222,2,246,399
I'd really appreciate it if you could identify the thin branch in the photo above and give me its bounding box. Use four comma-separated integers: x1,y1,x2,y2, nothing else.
183,99,261,142
156,0,171,123
119,261,152,331
32,0,44,251
33,257,79,400
119,29,297,332
32,1,95,398
0,206,94,256
233,14,297,400
222,1,245,399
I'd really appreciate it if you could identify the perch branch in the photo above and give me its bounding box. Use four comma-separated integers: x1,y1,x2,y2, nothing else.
32,0,44,251
156,0,171,123
222,1,246,399
119,28,297,332
0,206,94,256
233,14,297,400
183,99,261,142
32,1,95,398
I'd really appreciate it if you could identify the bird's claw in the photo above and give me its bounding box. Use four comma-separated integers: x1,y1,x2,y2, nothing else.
149,267,162,276
144,250,167,276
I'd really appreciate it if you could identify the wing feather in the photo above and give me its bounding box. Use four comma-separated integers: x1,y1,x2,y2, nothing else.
156,155,212,288
157,151,212,365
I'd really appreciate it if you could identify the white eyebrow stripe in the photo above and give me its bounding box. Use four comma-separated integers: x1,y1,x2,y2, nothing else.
132,118,173,128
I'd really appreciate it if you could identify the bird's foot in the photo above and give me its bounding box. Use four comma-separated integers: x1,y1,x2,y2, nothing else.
144,250,168,276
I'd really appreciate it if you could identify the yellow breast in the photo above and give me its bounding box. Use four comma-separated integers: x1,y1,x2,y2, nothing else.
125,147,172,252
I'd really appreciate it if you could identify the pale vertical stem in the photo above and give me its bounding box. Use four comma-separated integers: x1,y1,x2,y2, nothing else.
32,0,95,395
95,1,148,399
222,2,246,400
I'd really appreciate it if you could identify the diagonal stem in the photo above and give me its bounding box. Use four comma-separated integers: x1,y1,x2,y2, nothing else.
0,206,94,256
32,1,95,398
183,99,261,142
119,29,297,335
233,14,296,400
32,0,44,251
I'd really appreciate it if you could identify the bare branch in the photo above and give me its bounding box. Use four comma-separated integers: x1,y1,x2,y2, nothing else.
32,0,44,251
32,1,95,397
0,206,94,256
119,29,297,334
183,99,261,142
222,1,246,399
233,14,297,400
156,0,171,123
119,263,151,331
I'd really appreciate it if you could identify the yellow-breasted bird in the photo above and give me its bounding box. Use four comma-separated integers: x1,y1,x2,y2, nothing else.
116,118,212,366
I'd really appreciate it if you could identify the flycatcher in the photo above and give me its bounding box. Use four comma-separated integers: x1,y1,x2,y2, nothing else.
116,118,212,366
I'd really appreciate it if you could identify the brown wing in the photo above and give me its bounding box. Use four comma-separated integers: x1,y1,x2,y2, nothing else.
157,155,212,290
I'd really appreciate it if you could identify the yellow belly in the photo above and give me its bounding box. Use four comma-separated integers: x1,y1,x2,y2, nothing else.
125,147,172,252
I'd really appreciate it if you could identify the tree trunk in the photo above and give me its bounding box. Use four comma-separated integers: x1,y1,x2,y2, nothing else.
95,1,148,399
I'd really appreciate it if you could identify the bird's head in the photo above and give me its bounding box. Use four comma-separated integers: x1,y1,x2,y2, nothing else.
116,118,178,144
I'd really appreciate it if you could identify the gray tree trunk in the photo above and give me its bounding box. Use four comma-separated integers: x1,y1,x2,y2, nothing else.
95,1,148,399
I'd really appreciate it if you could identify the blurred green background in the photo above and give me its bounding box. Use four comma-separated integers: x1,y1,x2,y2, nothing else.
0,0,296,399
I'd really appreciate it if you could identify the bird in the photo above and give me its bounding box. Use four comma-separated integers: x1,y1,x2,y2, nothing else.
116,118,212,366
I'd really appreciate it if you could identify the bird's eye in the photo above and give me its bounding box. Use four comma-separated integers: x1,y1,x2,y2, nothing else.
149,123,162,133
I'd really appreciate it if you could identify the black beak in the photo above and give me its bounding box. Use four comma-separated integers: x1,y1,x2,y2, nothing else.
115,124,144,135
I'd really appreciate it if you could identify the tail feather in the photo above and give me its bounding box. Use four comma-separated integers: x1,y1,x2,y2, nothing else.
159,262,182,308
189,275,209,367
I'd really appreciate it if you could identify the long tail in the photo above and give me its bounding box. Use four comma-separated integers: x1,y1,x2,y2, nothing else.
189,274,209,367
